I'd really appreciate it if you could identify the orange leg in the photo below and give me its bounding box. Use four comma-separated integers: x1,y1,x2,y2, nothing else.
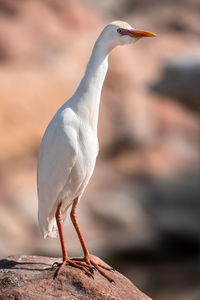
54,202,92,277
70,198,114,282
56,203,68,261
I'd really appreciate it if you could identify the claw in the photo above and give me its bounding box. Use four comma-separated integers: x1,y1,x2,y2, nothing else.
52,262,60,268
109,278,115,284
53,269,58,279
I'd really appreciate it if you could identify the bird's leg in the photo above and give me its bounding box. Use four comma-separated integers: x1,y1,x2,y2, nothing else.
70,198,90,258
56,202,68,261
70,197,114,282
54,202,68,275
54,202,92,277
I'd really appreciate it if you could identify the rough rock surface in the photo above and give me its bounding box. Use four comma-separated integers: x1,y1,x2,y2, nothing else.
0,255,151,300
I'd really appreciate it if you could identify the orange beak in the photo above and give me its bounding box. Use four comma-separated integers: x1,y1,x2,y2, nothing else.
128,29,156,38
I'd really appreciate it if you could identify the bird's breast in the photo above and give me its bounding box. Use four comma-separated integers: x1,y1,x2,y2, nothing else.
70,126,99,196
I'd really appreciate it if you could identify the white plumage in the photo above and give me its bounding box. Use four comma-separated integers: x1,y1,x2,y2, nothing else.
37,21,156,241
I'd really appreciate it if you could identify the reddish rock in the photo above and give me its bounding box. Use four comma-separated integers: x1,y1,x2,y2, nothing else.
0,254,151,300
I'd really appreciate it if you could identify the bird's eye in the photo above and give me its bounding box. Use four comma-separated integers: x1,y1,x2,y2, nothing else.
117,28,123,34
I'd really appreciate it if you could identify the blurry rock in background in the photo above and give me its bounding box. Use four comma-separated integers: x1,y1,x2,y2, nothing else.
0,0,200,299
151,49,200,112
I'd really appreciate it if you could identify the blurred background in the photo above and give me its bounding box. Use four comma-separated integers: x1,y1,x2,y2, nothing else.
0,0,199,299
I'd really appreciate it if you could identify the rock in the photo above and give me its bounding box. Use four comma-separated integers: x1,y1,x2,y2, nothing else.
146,173,200,239
151,50,200,112
0,254,151,300
88,182,155,253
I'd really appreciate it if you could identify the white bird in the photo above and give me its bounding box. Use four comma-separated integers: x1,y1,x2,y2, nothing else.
37,20,156,281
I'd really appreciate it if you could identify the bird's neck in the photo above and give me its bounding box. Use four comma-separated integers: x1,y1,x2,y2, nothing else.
73,40,109,132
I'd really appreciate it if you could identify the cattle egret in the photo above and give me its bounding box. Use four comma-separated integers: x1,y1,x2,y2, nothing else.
37,20,156,281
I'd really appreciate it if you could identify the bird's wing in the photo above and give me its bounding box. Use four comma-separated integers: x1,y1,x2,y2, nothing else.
37,109,78,236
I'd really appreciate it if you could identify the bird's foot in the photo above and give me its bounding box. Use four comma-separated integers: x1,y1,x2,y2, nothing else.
70,255,114,282
85,255,114,282
53,258,94,278
53,256,114,282
71,256,114,270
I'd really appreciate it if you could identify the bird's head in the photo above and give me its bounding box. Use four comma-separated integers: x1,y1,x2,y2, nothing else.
98,20,156,52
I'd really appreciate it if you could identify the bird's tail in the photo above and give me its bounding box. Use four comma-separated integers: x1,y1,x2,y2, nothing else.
38,201,71,238
38,211,58,239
